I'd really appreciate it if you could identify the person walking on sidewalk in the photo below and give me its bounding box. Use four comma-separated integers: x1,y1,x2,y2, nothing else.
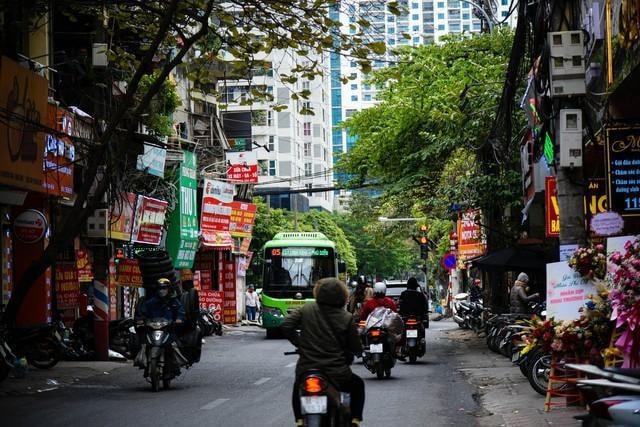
510,272,539,314
245,285,260,322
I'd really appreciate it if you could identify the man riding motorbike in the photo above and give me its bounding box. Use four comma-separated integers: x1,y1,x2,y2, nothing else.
359,282,404,360
398,277,428,360
135,278,186,376
281,278,365,427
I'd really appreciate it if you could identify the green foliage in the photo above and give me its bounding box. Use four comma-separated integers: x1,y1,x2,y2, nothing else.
138,73,180,136
338,29,522,224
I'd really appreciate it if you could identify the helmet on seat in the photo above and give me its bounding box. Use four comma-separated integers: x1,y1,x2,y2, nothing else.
373,282,386,297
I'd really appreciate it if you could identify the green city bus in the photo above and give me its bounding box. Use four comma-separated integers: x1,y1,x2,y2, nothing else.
260,232,343,338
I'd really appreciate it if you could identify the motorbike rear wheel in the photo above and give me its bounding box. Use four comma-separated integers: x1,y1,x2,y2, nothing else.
527,349,552,396
375,365,384,379
150,359,160,392
26,338,59,369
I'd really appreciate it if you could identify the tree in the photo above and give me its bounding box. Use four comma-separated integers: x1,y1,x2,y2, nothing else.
1,0,385,325
338,30,523,232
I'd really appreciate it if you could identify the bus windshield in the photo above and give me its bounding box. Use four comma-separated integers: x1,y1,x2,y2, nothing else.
263,246,336,298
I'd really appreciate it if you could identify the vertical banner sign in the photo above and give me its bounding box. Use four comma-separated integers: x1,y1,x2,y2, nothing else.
220,256,237,324
110,192,137,241
585,178,608,236
131,196,168,245
545,176,560,237
546,261,596,321
226,151,258,183
55,263,80,309
0,56,47,193
76,249,94,282
456,209,486,263
43,105,75,197
200,179,234,247
229,202,257,237
199,290,224,322
194,252,215,290
605,126,640,217
2,226,13,304
166,151,199,268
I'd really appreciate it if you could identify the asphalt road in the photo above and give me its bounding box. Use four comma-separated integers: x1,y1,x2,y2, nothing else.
0,320,479,427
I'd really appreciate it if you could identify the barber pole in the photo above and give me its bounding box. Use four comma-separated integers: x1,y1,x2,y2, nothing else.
93,279,110,360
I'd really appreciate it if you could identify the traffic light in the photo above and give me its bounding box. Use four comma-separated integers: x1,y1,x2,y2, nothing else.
419,225,428,260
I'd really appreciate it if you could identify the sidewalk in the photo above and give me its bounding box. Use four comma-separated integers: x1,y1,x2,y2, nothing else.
0,360,128,396
440,320,583,427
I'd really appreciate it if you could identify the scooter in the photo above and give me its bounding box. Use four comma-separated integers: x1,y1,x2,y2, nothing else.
568,363,640,426
285,350,352,427
136,318,188,392
362,326,396,379
7,324,65,369
452,293,471,329
401,316,425,363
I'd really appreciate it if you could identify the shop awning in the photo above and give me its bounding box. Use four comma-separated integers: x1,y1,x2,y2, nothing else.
471,247,546,271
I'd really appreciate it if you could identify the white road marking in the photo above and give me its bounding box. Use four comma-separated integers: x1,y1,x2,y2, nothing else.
253,377,271,386
200,398,230,410
285,362,296,368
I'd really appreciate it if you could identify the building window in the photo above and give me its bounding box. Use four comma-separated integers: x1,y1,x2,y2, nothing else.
413,25,420,31
502,11,508,17
388,27,395,34
364,94,372,101
350,61,357,67
304,142,312,156
473,22,481,30
302,101,311,110
463,24,470,31
302,81,310,90
438,24,445,30
258,160,268,176
462,13,469,19
437,1,444,7
501,0,508,4
412,13,419,19
269,160,276,176
438,13,444,19
351,83,358,90
304,163,312,176
268,135,275,151
306,183,313,197
351,95,358,101
389,39,396,45
303,122,311,136
267,111,273,126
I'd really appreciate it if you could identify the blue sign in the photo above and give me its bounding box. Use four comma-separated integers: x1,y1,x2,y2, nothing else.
441,253,456,270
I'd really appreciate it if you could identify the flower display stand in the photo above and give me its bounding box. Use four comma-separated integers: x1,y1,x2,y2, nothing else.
603,328,625,368
544,355,584,412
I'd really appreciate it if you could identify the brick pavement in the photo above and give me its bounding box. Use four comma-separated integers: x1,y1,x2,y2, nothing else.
439,320,584,427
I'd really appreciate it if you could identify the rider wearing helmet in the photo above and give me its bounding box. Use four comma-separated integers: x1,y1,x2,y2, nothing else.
358,282,397,320
347,276,367,318
399,277,428,320
136,278,186,324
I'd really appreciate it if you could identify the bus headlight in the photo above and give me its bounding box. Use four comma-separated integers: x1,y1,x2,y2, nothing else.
262,307,284,318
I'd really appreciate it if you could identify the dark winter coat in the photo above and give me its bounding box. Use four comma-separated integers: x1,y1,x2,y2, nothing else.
399,289,428,318
509,281,537,314
281,279,363,386
137,295,186,322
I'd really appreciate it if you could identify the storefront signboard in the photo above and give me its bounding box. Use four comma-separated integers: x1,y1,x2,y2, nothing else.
13,209,48,244
220,257,237,324
0,56,47,193
136,143,166,178
605,126,640,217
456,209,485,262
55,263,80,309
201,179,234,247
116,259,143,287
546,261,596,321
131,196,168,245
545,176,560,237
199,290,223,322
76,249,94,282
226,151,258,183
229,201,257,238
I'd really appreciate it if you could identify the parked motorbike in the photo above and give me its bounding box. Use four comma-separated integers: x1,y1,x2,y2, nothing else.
361,326,396,379
109,317,139,359
569,363,640,426
136,318,188,392
198,309,222,337
7,324,65,369
0,328,17,381
452,293,471,329
54,320,95,361
285,350,352,427
401,316,425,363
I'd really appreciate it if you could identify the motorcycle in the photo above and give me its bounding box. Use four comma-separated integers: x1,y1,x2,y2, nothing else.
569,363,640,426
136,318,189,392
452,293,471,329
401,316,425,363
361,326,396,379
0,328,17,381
109,317,139,359
285,351,352,427
8,324,65,369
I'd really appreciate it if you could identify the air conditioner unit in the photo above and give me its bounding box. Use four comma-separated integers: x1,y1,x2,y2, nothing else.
548,31,586,96
86,209,108,238
558,109,583,168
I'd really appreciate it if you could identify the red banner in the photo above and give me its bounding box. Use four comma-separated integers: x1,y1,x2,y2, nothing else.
199,290,223,322
55,263,80,309
76,249,94,282
116,259,143,287
220,257,237,324
226,151,258,183
43,105,74,198
229,201,257,237
545,176,560,237
456,209,486,262
131,196,168,245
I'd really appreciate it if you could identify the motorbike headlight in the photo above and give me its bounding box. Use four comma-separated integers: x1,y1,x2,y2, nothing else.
152,331,163,341
147,319,170,329
262,307,284,318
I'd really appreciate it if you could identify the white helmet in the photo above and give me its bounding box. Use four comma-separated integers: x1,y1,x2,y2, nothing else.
373,282,386,296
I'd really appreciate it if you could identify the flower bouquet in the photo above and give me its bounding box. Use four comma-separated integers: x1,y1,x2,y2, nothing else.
568,244,607,280
609,237,640,367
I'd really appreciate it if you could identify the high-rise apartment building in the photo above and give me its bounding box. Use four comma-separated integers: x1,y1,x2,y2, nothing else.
331,0,517,210
218,49,334,212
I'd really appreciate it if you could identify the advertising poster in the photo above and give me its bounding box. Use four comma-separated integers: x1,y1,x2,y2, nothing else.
229,201,257,238
220,257,237,324
110,192,137,241
116,259,143,287
545,176,560,237
55,263,80,309
76,249,94,282
226,151,258,183
456,209,485,262
546,261,596,321
131,196,168,245
200,179,234,246
605,126,640,217
43,105,74,198
199,290,223,322
136,144,166,178
0,56,47,193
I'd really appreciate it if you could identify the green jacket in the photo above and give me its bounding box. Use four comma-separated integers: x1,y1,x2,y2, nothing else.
281,281,363,386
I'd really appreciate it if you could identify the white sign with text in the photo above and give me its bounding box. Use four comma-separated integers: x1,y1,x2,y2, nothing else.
546,261,596,321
